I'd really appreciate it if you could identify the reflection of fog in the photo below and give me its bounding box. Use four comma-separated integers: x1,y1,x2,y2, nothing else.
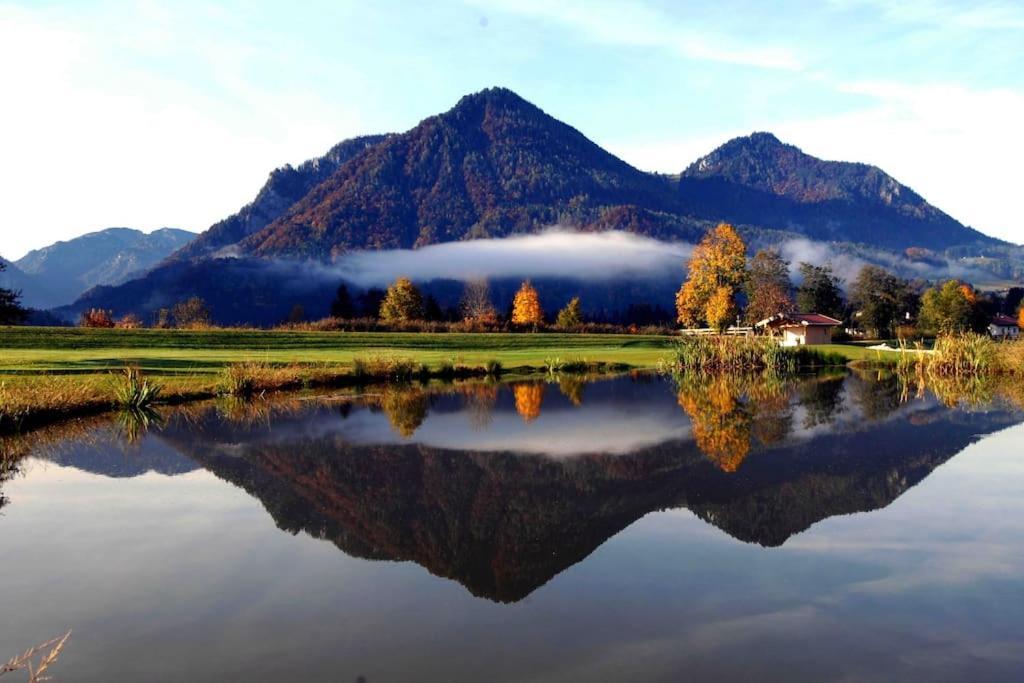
331,402,693,457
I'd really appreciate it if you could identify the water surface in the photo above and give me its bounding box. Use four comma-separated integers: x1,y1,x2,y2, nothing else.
2,373,1023,681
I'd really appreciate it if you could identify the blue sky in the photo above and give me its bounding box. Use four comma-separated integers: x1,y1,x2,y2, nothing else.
2,0,1022,259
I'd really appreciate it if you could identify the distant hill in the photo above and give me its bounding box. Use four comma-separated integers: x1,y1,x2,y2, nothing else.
678,132,999,251
58,87,1013,323
13,227,195,308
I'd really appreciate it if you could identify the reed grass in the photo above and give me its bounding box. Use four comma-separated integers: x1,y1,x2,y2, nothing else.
662,336,847,374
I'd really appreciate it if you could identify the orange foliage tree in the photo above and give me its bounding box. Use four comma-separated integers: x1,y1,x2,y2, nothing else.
675,223,747,331
80,308,114,328
1019,306,1024,329
511,281,543,327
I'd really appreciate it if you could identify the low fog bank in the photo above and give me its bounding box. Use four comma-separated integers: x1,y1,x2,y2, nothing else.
63,228,1004,326
326,230,693,288
778,238,991,288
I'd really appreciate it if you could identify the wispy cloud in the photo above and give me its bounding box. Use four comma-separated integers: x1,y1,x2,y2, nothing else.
473,0,804,71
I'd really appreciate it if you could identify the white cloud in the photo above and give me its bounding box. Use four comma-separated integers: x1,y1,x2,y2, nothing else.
473,0,804,70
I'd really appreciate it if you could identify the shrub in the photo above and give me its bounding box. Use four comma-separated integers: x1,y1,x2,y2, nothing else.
351,354,418,382
112,366,161,410
484,359,503,377
662,336,840,374
115,313,144,329
221,362,261,397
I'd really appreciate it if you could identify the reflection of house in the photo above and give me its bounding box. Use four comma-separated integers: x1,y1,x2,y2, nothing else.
755,313,843,346
989,314,1020,340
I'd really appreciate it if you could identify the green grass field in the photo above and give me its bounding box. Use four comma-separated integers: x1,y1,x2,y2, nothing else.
0,327,896,376
0,327,903,433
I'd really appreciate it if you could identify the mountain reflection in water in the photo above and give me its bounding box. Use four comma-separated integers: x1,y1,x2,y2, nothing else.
5,372,1021,604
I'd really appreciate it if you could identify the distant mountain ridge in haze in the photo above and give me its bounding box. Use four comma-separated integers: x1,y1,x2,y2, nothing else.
10,227,194,308
62,87,1009,323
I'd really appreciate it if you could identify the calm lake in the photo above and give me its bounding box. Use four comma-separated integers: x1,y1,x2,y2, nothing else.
2,373,1024,682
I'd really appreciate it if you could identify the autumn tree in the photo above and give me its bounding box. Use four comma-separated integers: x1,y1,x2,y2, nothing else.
1019,305,1024,329
918,280,977,335
744,249,794,324
796,263,844,319
330,283,354,319
849,266,917,338
171,297,212,329
675,223,747,331
0,262,28,325
555,296,583,328
461,279,497,323
115,313,143,329
80,308,114,328
379,277,424,322
511,280,543,327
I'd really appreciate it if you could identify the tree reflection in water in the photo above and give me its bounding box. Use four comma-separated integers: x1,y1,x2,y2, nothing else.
675,374,799,472
511,382,544,423
379,388,430,438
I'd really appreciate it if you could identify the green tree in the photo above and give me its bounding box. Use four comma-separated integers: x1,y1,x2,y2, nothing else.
796,263,844,318
744,249,794,324
0,262,28,325
555,297,584,328
379,277,424,322
675,223,748,331
918,280,977,335
330,283,354,319
850,266,917,338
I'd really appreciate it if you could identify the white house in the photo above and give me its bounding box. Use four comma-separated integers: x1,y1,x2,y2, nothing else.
989,314,1020,340
755,313,843,346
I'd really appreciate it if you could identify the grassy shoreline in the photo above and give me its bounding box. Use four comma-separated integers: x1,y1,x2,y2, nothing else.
0,327,903,435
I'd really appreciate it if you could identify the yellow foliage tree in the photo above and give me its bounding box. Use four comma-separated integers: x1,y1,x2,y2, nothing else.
1019,306,1024,329
512,382,544,422
675,223,747,331
379,277,424,322
512,281,543,327
705,286,736,332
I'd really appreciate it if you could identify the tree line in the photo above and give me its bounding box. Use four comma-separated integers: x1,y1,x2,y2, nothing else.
676,223,1022,338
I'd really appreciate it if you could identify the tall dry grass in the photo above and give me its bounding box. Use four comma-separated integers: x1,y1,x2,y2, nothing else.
0,631,71,682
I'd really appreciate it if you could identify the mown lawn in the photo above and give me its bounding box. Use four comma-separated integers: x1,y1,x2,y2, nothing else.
0,327,899,376
0,327,677,375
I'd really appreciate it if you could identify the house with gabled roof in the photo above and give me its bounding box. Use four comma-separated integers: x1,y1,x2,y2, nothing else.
755,313,843,346
989,314,1020,340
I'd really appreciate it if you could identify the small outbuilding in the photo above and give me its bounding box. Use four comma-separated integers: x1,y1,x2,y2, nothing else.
989,314,1020,340
755,313,843,346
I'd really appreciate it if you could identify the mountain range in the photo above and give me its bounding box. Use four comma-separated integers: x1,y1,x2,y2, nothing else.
2,227,194,309
31,87,1017,323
